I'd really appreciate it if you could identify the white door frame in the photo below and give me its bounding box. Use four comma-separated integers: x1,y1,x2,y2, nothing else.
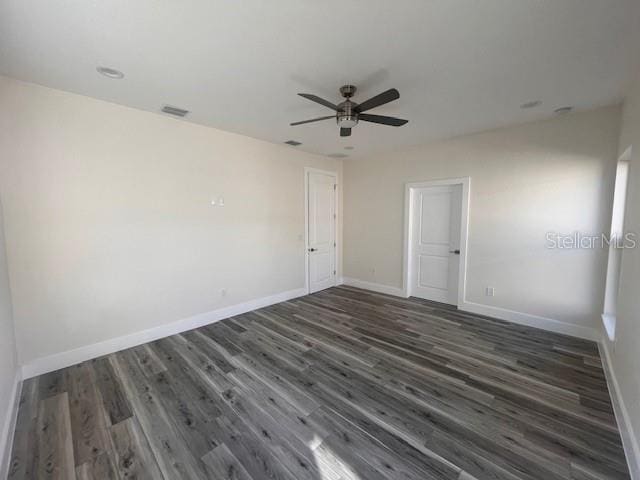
304,167,338,294
403,177,470,305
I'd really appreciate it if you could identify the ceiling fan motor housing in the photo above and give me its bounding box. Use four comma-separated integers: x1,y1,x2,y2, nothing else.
339,85,357,98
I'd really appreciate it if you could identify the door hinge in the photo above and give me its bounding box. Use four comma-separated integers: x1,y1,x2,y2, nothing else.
333,213,336,219
333,184,337,191
333,270,336,275
333,241,336,247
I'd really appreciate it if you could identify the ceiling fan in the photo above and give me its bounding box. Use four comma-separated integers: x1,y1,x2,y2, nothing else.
291,85,408,137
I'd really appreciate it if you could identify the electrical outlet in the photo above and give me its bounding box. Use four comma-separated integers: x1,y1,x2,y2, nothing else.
485,287,495,297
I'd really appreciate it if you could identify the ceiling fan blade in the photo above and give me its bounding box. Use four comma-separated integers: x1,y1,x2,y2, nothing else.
340,128,351,137
298,93,339,111
358,113,408,127
354,88,400,113
290,115,335,126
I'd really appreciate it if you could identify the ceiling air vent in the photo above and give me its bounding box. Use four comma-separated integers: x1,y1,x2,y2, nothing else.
284,140,302,146
161,105,190,117
327,153,348,159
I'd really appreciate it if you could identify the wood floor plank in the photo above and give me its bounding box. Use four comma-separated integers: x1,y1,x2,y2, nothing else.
148,337,223,418
131,344,167,377
230,352,320,415
36,392,76,479
312,406,442,480
7,377,40,479
65,362,114,469
227,368,331,449
110,353,209,480
91,358,132,425
109,417,164,480
200,323,243,356
214,411,298,480
37,370,66,401
150,368,222,458
302,377,462,480
220,388,324,480
182,329,236,373
165,334,234,393
201,443,254,480
75,452,117,480
313,432,390,480
8,285,631,480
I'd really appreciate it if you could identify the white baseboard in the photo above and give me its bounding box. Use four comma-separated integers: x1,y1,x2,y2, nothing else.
21,287,306,379
460,300,599,341
599,339,640,480
0,372,22,480
341,277,406,297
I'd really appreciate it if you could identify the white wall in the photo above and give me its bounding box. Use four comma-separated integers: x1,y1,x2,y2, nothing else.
605,69,640,478
0,195,19,478
0,76,342,366
344,106,621,332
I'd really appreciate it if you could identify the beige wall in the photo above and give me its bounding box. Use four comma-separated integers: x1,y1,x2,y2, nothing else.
0,195,18,474
344,106,621,329
609,69,640,477
0,76,342,365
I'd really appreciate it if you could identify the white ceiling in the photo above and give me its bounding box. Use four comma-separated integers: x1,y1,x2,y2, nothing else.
1,0,639,158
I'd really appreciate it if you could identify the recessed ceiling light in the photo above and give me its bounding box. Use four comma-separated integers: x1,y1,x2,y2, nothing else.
344,146,354,150
96,66,124,79
554,106,573,114
520,100,542,109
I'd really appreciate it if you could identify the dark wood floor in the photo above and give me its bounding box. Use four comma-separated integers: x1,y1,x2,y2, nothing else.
7,286,630,480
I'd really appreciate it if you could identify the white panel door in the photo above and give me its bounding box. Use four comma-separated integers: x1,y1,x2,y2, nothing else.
307,171,336,293
410,185,462,304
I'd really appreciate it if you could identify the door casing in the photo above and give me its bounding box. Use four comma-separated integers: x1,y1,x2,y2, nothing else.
403,177,470,306
304,167,338,294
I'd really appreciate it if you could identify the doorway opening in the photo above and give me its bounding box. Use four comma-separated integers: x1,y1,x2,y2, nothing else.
305,168,338,294
404,177,470,306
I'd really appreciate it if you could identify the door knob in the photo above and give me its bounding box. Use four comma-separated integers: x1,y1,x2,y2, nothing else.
308,248,317,252
449,249,460,254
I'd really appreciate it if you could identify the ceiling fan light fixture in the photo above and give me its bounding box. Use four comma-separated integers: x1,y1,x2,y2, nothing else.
337,114,358,129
